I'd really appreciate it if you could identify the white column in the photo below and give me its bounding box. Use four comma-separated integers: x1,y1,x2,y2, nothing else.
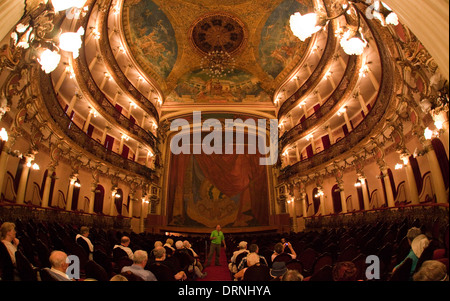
358,175,371,210
83,110,94,132
357,92,369,115
41,166,56,208
89,182,97,214
400,154,420,205
65,176,77,211
338,182,348,213
380,166,396,207
343,111,353,131
16,155,34,204
424,140,448,203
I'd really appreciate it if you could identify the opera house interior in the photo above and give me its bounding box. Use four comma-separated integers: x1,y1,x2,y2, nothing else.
0,0,448,283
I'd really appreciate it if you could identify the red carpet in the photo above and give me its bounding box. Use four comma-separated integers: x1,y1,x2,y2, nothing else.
197,248,232,281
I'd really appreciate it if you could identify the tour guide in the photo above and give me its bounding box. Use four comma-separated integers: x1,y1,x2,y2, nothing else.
207,224,226,266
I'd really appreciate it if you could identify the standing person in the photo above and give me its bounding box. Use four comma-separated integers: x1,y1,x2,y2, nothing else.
206,224,226,266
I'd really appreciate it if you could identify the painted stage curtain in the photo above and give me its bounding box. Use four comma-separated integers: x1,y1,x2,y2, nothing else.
167,153,269,228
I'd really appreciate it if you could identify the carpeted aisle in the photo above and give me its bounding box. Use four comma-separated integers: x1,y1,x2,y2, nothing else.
197,248,232,281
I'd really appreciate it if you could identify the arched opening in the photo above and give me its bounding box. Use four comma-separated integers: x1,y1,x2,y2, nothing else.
331,184,342,213
94,185,105,214
312,187,321,215
71,179,81,211
114,188,124,216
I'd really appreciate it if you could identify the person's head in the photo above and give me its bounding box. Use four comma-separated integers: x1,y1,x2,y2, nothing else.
154,241,163,248
411,234,430,258
80,226,90,237
281,238,286,244
110,274,128,281
133,250,148,267
249,244,259,253
49,250,69,273
121,236,130,247
281,269,304,281
153,246,166,261
332,261,358,281
238,241,248,250
0,222,16,241
413,260,448,281
175,240,184,250
406,227,422,244
246,253,260,267
270,262,287,278
274,242,284,254
183,240,191,248
216,225,221,232
165,238,174,246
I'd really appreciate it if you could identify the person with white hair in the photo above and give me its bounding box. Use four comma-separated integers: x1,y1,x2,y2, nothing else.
393,227,430,279
173,240,207,279
229,241,249,273
413,260,449,281
121,250,157,281
42,251,72,281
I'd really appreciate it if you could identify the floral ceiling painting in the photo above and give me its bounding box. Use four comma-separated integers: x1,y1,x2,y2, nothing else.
124,0,178,79
166,68,271,104
258,0,312,79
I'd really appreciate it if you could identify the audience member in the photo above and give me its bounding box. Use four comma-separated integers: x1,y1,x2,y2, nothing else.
270,261,288,280
113,236,133,260
173,240,207,279
164,238,175,257
237,243,268,271
229,241,249,273
281,269,304,281
110,274,128,281
393,228,430,278
0,222,20,266
271,242,297,262
332,261,359,281
148,246,186,281
184,240,204,272
413,260,448,281
121,250,157,281
43,251,72,281
234,253,266,281
76,226,94,260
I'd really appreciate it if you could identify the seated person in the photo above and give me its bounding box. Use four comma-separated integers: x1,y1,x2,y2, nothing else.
173,240,207,279
148,246,186,281
76,226,94,260
234,253,270,281
237,244,268,271
413,260,448,281
113,236,133,260
42,251,72,281
0,222,20,266
271,242,297,263
121,250,157,281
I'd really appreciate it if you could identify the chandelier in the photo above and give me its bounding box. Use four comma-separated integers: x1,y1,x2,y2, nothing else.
290,0,399,56
7,0,88,74
200,50,236,79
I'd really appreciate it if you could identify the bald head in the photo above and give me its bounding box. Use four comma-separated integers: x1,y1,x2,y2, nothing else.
49,251,69,272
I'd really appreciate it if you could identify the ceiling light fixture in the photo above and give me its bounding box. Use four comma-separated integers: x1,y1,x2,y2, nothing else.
7,1,87,74
201,50,236,79
290,0,398,56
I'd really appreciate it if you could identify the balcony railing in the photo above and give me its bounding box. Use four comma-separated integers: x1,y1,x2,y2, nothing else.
38,68,155,179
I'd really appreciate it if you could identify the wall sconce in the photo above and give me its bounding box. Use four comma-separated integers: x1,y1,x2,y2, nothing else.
394,163,403,170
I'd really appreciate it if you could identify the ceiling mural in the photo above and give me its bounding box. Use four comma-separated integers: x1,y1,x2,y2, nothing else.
124,0,178,79
166,68,271,104
123,0,314,104
258,0,312,79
